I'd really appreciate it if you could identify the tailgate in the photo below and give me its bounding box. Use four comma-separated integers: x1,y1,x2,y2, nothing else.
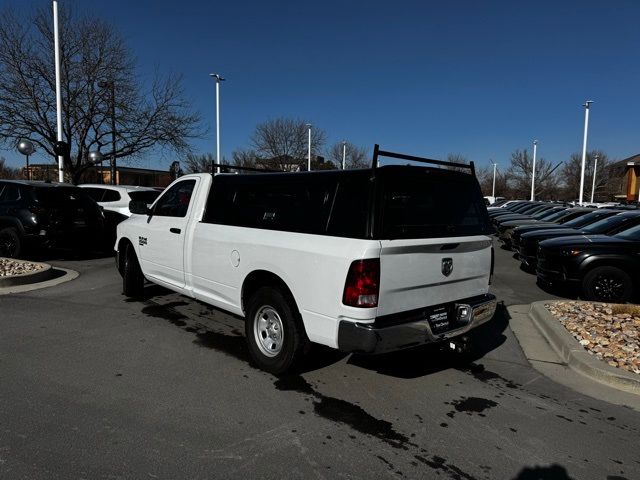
377,236,492,316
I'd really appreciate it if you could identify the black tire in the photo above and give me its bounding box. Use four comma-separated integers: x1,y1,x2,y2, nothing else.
0,227,22,258
245,286,308,375
122,244,144,298
582,266,633,303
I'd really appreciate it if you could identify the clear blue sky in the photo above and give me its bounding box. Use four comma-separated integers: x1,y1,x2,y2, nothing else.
4,0,640,172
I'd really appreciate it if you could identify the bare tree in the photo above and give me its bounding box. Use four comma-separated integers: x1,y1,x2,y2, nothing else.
445,153,473,173
560,150,613,201
327,141,369,169
232,149,258,168
476,164,509,198
250,118,326,171
0,157,20,179
0,5,201,183
505,149,561,200
184,153,214,174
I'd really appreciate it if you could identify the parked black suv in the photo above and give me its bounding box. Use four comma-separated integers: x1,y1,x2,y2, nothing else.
536,223,640,302
0,180,105,258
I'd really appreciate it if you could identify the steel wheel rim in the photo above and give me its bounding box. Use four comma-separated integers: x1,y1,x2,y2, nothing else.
253,306,284,357
0,232,16,257
593,274,625,301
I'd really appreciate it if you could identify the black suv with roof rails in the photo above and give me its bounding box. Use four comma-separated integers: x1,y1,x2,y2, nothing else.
0,180,105,258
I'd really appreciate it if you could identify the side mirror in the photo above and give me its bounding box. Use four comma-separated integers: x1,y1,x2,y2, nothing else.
129,200,150,215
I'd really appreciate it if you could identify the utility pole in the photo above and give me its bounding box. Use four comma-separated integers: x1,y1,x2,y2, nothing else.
590,154,599,203
530,140,538,201
53,1,64,182
209,74,225,174
306,123,312,171
490,160,497,198
578,100,594,205
342,141,347,170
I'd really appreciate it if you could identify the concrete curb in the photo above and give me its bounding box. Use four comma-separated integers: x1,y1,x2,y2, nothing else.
529,300,640,394
0,267,78,295
0,259,55,287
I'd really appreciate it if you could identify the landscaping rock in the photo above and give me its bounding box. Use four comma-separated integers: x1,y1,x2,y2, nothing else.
546,301,640,375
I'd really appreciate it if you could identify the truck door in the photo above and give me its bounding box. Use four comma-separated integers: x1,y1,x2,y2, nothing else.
138,178,197,289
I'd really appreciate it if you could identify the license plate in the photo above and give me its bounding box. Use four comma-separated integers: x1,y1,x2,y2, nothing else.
428,307,451,334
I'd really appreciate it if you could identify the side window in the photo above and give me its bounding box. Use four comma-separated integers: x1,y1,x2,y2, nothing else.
0,184,20,203
327,175,371,238
204,177,336,234
82,188,105,202
153,180,196,218
102,190,121,202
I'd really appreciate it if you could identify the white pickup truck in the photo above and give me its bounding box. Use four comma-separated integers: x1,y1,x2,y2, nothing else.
116,146,497,374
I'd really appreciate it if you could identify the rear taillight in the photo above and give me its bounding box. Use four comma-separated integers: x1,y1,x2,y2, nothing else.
342,259,380,308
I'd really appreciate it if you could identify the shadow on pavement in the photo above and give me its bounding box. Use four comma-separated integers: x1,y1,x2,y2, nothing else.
128,284,511,379
25,247,114,262
347,303,510,379
511,464,576,480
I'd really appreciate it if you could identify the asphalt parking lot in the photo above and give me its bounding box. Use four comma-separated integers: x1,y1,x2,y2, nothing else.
1,246,639,480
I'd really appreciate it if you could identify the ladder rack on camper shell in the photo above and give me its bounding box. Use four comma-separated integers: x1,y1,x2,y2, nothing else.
210,144,477,176
372,144,476,176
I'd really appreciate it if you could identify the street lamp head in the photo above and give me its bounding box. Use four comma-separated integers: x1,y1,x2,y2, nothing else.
209,73,225,81
306,123,312,128
88,151,104,164
17,139,35,156
583,100,594,108
533,140,538,145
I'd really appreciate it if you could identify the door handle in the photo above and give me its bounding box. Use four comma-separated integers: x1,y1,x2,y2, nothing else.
169,228,181,234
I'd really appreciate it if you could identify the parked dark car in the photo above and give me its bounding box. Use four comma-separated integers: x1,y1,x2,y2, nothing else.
494,206,568,247
519,211,640,269
0,180,105,258
511,208,608,251
536,223,640,302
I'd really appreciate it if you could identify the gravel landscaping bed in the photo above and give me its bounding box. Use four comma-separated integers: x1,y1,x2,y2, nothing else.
546,301,640,375
0,258,46,277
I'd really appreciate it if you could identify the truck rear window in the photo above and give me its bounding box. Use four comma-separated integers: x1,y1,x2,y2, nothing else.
378,170,492,239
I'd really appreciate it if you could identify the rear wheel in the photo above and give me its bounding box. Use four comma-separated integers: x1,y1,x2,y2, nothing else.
122,244,144,298
0,227,22,258
582,266,633,303
245,286,308,375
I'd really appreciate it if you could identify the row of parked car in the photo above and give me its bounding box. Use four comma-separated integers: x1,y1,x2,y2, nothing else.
489,200,640,303
0,180,161,258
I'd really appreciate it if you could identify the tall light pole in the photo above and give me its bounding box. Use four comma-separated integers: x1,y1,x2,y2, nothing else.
99,81,116,184
530,140,538,201
342,141,347,170
17,140,35,181
53,0,64,182
490,159,497,198
578,100,594,205
306,123,312,171
590,154,599,203
209,73,225,174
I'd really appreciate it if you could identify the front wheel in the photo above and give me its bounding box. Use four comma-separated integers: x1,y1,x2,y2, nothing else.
122,245,144,298
0,227,22,258
582,266,633,303
245,286,308,375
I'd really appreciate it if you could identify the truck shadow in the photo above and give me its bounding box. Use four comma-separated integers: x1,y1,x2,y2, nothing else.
132,285,510,379
347,303,510,379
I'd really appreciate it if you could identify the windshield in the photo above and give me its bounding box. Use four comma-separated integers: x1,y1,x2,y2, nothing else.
379,169,492,239
563,211,611,228
534,208,562,220
34,187,93,207
615,223,640,241
542,209,568,222
582,214,627,233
